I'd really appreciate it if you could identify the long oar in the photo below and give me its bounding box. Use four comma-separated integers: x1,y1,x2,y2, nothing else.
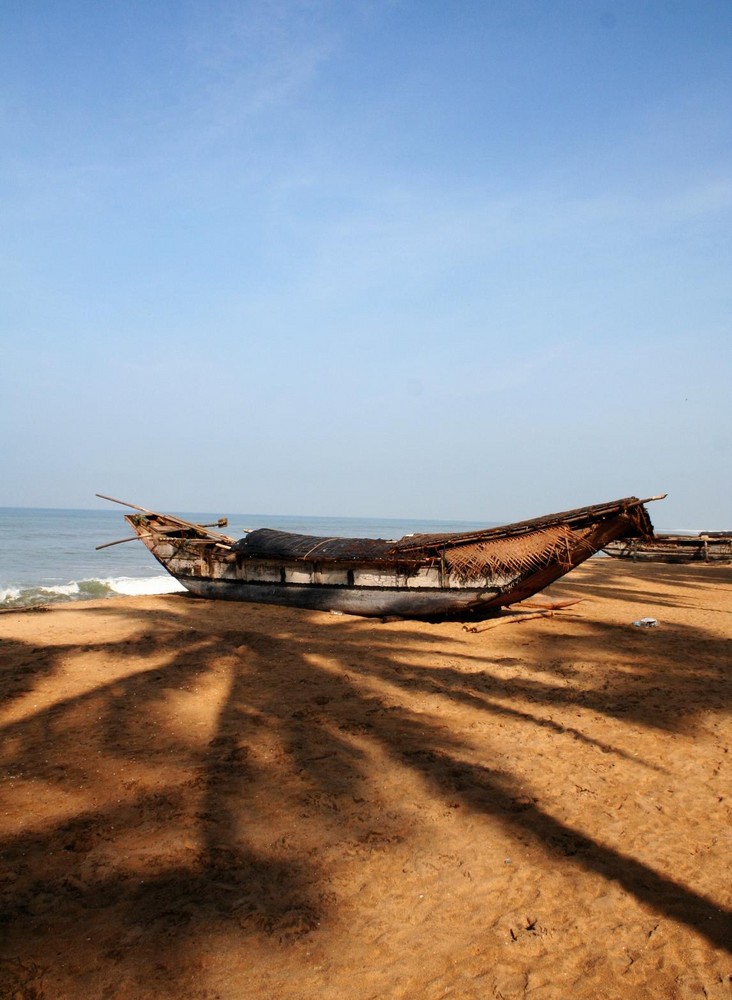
95,493,158,515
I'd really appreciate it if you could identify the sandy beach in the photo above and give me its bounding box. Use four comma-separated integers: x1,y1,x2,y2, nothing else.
1,559,730,999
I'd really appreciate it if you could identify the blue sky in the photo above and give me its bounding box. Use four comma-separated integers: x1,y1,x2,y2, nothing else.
1,0,730,527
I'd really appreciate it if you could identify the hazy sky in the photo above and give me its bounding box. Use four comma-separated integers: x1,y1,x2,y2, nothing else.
1,1,730,528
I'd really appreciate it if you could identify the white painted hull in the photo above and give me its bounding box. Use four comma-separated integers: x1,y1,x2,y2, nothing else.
147,540,508,618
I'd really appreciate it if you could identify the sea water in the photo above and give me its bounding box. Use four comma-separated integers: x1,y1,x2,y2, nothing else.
0,506,488,609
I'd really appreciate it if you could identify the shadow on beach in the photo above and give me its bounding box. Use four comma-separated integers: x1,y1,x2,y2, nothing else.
0,560,730,997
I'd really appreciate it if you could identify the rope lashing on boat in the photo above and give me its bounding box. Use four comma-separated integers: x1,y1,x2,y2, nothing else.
301,538,340,559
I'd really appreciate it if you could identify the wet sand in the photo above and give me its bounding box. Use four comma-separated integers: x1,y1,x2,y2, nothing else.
1,560,730,999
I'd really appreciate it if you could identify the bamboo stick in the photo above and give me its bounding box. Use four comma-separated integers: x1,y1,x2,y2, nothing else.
96,534,150,550
96,493,233,541
96,494,157,515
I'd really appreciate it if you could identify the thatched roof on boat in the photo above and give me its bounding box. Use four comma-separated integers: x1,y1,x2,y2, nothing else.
395,496,653,553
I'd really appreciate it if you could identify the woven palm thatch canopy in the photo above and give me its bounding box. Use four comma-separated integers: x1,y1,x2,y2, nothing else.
229,496,654,581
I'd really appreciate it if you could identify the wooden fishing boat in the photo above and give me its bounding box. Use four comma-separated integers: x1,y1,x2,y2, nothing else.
98,494,662,619
603,531,732,564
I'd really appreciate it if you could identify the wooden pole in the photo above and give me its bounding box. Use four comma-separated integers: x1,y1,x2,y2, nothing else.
95,494,157,515
96,534,151,550
96,494,232,541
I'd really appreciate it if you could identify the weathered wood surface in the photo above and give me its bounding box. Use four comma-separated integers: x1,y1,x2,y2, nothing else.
101,494,663,620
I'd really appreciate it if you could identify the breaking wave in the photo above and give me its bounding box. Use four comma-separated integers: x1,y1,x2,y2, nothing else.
0,575,185,609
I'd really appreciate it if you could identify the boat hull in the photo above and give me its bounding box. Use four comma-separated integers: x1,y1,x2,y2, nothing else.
604,536,732,564
176,576,502,618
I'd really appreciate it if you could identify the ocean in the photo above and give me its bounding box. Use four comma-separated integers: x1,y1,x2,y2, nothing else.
0,506,489,610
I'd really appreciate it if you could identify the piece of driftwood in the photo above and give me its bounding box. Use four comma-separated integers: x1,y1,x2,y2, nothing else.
0,605,52,615
462,598,583,633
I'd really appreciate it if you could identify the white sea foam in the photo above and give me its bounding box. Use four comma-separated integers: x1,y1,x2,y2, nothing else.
0,575,186,608
43,582,81,597
105,575,186,596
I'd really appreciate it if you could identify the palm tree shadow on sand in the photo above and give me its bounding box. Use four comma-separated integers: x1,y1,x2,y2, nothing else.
0,583,730,995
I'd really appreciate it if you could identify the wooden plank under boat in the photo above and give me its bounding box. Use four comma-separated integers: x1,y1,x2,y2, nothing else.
98,494,663,620
603,531,732,564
